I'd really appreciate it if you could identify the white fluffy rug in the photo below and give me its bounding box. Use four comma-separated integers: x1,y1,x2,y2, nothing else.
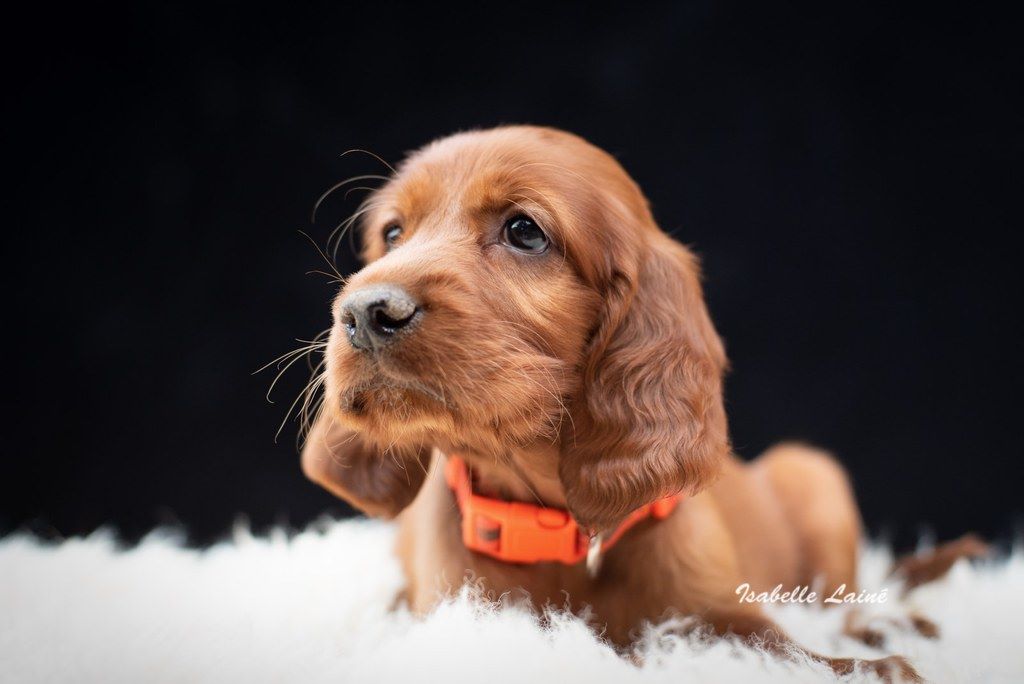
1,519,1022,684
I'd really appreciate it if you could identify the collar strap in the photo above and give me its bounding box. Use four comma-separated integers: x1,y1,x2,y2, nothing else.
444,454,682,565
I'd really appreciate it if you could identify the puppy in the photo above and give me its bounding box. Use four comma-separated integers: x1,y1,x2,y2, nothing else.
301,126,970,680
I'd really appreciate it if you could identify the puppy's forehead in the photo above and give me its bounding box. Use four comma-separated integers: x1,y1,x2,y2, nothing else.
384,127,598,222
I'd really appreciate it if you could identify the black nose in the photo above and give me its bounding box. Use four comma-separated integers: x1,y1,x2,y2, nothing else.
339,285,420,350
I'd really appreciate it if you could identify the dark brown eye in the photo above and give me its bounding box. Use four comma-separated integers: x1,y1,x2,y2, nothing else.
383,224,403,249
503,215,548,253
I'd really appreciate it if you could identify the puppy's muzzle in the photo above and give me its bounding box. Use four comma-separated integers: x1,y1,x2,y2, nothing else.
339,284,420,351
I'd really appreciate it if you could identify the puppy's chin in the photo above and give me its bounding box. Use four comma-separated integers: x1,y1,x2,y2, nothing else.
329,381,439,435
325,331,576,451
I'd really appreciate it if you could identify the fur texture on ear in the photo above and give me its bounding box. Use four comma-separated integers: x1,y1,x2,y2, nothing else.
301,414,428,519
560,231,730,532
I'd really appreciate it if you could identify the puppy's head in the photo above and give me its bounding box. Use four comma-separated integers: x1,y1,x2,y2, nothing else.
315,126,729,529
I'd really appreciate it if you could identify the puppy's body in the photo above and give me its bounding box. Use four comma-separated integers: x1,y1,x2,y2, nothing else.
321,426,855,645
301,126,926,679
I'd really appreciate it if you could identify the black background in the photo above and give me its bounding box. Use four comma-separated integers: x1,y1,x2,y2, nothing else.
5,3,1021,549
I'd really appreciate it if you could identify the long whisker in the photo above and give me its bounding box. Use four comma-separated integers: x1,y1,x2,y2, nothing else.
262,344,326,404
311,174,390,223
253,340,326,376
275,370,325,442
298,230,344,282
304,330,331,372
276,347,330,444
343,185,380,201
329,200,382,263
306,269,346,285
294,368,327,444
257,327,331,446
297,396,327,450
339,148,397,175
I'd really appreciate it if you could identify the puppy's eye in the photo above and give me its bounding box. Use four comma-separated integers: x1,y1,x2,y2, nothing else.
383,225,403,249
503,215,548,254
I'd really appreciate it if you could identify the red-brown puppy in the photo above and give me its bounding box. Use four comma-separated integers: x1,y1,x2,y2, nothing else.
302,126,922,679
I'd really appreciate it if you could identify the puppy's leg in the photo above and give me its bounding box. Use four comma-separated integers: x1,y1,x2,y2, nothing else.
756,444,981,649
754,443,861,596
754,444,896,647
839,535,990,642
890,533,990,594
704,606,921,682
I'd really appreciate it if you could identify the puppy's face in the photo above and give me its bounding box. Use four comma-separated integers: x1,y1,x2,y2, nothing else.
320,126,729,529
325,128,606,452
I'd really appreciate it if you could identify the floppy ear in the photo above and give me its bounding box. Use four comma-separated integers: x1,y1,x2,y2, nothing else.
301,413,429,518
560,233,729,532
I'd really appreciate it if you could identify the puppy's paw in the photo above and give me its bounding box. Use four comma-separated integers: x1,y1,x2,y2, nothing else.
843,609,887,649
868,655,923,683
831,655,922,683
907,612,939,639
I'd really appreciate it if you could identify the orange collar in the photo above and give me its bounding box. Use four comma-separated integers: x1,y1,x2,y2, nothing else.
444,454,682,567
